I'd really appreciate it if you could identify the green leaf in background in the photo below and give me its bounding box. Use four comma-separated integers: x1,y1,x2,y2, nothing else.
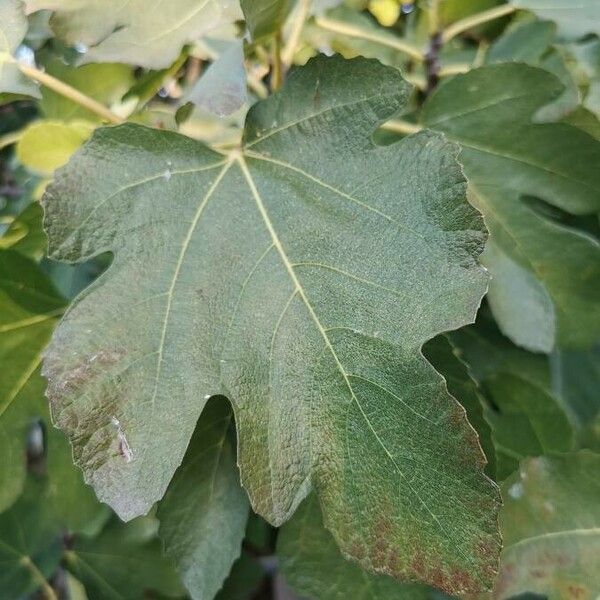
487,19,556,64
24,0,242,69
481,373,573,479
214,554,264,600
0,249,64,512
306,6,418,67
423,63,600,352
439,0,502,27
241,0,292,40
422,335,495,476
42,55,500,594
563,38,600,119
0,0,40,98
0,202,46,260
186,40,247,117
551,346,600,448
39,60,133,122
278,493,445,600
64,516,185,600
16,119,94,176
157,399,249,600
512,0,600,39
496,452,600,599
452,315,574,479
0,478,63,598
485,19,579,120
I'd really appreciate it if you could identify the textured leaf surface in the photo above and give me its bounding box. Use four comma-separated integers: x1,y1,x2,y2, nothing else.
157,399,249,600
424,63,600,352
512,0,600,39
0,250,64,511
278,493,446,600
496,452,600,599
25,0,242,69
43,55,500,594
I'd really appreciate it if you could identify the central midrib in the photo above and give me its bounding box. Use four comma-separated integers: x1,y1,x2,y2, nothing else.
235,154,457,556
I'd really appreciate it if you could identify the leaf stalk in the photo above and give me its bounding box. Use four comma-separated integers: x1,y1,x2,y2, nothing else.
19,556,58,600
17,63,123,124
315,16,424,62
441,4,517,43
282,0,313,70
271,31,283,91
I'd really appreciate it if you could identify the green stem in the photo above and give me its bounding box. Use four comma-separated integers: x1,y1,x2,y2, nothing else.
0,129,22,150
271,31,283,91
17,63,123,124
315,16,424,62
427,0,441,36
442,4,516,43
282,0,312,70
20,556,58,600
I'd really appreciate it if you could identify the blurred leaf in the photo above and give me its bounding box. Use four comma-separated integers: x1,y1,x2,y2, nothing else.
439,0,502,27
307,6,417,67
278,493,448,600
537,48,580,121
496,452,600,598
0,249,64,512
123,51,188,110
561,106,600,139
562,38,600,118
452,315,574,480
0,248,107,539
482,372,573,479
0,201,46,259
0,478,62,598
486,19,556,64
17,119,94,175
214,554,264,600
0,0,40,98
424,63,600,352
39,60,133,122
511,0,600,39
483,15,581,120
423,335,496,476
551,346,600,446
25,0,242,69
241,0,292,40
186,40,247,117
64,517,185,600
158,399,249,600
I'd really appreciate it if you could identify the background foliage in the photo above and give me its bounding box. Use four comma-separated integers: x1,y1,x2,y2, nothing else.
0,0,598,599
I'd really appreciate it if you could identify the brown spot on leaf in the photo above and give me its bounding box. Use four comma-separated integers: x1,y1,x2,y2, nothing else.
567,584,587,599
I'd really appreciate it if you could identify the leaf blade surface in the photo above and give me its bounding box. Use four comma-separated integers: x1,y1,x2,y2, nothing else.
43,55,500,594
